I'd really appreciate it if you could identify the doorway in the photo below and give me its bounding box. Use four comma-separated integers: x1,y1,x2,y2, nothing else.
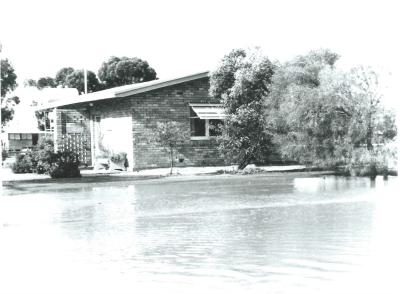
91,116,134,170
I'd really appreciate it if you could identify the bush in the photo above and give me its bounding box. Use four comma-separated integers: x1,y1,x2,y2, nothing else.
110,152,127,164
48,151,81,178
2,149,8,161
11,138,81,178
33,138,55,174
12,152,36,173
343,145,397,178
11,138,55,174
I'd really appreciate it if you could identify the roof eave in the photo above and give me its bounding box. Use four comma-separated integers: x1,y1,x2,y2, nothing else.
116,71,210,97
35,71,210,111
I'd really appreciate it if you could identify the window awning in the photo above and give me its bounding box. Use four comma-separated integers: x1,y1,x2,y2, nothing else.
190,104,226,119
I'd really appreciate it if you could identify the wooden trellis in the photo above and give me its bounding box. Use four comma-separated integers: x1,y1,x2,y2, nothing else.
59,133,92,166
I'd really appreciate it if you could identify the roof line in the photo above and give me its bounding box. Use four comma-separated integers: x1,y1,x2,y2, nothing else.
115,71,209,97
36,71,210,110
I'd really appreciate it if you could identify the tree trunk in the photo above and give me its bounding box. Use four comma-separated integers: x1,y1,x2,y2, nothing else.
170,148,174,175
238,156,251,170
366,113,373,151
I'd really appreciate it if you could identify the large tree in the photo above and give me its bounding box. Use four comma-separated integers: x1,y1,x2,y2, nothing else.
1,58,17,97
55,67,74,87
65,69,101,94
1,58,19,126
33,67,102,94
98,56,157,89
37,76,56,89
266,49,396,170
210,49,275,169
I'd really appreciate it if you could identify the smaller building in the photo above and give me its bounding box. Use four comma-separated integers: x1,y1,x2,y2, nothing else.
4,130,52,152
1,87,74,153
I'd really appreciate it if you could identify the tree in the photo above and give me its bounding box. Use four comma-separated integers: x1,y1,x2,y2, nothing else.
152,121,188,174
65,69,101,94
1,58,18,126
210,48,275,169
346,66,396,149
1,58,17,97
37,77,56,89
1,96,20,126
266,50,396,173
55,67,74,87
98,56,157,89
266,50,361,167
24,79,38,87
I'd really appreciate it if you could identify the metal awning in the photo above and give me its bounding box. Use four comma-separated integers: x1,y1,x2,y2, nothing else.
190,104,226,119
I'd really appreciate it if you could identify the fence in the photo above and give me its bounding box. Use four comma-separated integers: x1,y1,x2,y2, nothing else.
59,133,92,166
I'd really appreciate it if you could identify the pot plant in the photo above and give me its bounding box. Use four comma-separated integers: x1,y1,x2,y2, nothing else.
110,152,128,171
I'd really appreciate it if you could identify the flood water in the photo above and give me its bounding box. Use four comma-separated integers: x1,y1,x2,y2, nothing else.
1,174,400,294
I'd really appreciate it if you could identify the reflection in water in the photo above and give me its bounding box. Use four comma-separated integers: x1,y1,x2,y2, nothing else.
0,175,399,294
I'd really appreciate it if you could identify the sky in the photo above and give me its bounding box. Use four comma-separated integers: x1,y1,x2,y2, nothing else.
0,0,399,106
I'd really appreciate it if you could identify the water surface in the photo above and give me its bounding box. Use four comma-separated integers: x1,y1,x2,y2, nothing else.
1,174,399,294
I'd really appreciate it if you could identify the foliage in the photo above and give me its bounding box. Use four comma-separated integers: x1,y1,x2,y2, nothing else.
65,69,101,94
33,138,55,174
345,66,397,149
11,138,54,173
55,67,75,87
11,138,80,178
35,110,46,131
1,96,20,126
1,58,17,97
48,151,81,178
1,58,18,126
266,50,397,171
12,152,36,173
343,144,397,178
37,77,56,89
1,103,14,126
152,121,188,174
24,79,38,87
209,49,247,101
210,48,275,169
98,56,157,89
31,68,102,94
110,152,127,164
2,148,8,161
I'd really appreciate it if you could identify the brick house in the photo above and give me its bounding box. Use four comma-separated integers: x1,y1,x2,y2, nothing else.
37,71,226,170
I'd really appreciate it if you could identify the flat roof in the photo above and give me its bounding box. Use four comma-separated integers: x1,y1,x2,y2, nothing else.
36,71,209,110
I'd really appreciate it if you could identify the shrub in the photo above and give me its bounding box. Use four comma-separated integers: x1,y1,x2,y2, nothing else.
152,121,188,174
10,138,81,178
33,138,55,174
2,149,7,161
110,152,127,164
11,152,36,173
11,138,55,174
343,145,397,178
48,151,81,178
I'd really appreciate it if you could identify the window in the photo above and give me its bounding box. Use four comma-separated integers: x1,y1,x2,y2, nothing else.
189,104,225,139
209,119,223,136
190,107,206,137
21,134,32,140
9,133,20,140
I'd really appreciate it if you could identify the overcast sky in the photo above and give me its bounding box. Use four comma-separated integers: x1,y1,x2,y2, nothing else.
1,0,398,104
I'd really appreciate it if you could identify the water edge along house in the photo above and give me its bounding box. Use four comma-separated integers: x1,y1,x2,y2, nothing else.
36,71,227,171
